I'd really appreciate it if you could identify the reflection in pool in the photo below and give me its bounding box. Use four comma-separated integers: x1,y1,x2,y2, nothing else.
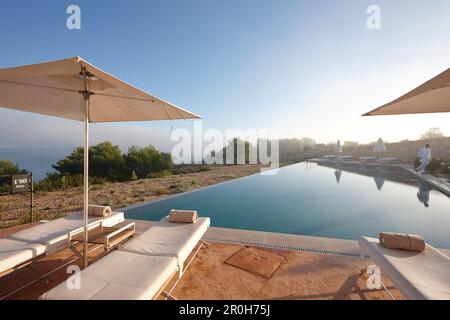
125,162,450,248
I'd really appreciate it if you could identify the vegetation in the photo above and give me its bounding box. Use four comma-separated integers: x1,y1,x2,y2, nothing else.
3,132,450,193
0,160,27,193
221,138,253,164
35,141,174,191
414,157,450,174
207,137,317,165
343,141,359,147
0,160,24,176
421,127,445,140
125,145,173,179
173,165,211,175
278,138,316,162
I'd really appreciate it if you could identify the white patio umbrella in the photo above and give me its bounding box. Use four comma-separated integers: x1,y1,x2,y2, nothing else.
373,138,387,156
335,140,343,154
363,68,450,116
0,56,201,267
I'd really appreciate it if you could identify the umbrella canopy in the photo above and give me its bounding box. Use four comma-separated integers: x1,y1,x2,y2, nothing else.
373,138,387,154
0,56,200,121
0,57,201,267
363,68,450,116
335,140,342,153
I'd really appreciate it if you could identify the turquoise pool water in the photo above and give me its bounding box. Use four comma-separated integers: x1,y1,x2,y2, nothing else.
125,162,450,248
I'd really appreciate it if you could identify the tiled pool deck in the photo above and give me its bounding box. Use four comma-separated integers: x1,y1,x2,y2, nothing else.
0,220,405,300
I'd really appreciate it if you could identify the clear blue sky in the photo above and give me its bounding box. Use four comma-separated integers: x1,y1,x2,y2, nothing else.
1,0,449,148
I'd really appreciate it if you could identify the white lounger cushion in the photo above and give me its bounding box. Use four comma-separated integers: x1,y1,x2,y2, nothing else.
0,239,46,274
120,217,210,269
40,251,177,300
359,237,450,300
7,212,124,252
0,212,124,274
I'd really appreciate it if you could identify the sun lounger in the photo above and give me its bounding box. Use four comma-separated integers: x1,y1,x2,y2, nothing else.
0,211,124,275
40,215,211,300
0,239,46,276
359,236,450,300
40,251,178,300
120,216,210,275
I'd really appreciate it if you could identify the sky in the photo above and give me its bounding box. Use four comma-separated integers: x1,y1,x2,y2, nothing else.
0,0,450,151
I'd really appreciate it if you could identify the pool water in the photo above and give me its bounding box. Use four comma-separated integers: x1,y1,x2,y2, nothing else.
124,162,450,248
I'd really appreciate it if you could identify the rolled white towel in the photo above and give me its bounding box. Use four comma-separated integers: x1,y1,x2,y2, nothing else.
88,205,112,217
168,209,198,223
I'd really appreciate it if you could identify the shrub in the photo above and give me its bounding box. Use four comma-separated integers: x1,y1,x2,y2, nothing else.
173,165,211,174
154,187,168,195
414,157,446,174
52,142,126,181
413,158,421,168
36,141,175,191
102,199,114,207
0,160,22,175
90,185,102,191
221,173,235,179
173,186,186,194
125,145,174,179
441,162,450,174
35,173,82,191
148,170,172,178
0,161,26,194
0,184,11,194
428,158,441,173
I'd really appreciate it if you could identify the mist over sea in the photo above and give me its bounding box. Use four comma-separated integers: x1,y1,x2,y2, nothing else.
0,147,73,181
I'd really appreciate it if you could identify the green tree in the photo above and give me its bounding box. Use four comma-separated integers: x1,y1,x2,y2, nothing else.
52,147,84,176
53,142,126,181
0,160,22,175
89,142,126,180
125,145,174,179
222,138,252,164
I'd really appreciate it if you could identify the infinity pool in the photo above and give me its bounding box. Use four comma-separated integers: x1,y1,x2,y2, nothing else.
125,162,450,248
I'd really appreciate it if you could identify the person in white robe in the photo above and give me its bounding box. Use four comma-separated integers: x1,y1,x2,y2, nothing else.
416,144,431,174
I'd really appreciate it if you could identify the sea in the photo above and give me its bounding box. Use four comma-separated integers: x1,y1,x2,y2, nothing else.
0,147,73,181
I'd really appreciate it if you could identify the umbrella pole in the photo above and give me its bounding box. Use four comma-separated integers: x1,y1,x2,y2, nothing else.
81,65,91,269
83,98,89,268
